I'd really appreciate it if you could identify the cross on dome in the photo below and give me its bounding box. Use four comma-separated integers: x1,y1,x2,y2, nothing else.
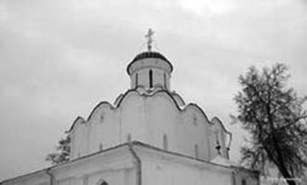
145,28,154,51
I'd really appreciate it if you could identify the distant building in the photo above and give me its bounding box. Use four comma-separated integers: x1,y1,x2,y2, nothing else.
1,31,259,185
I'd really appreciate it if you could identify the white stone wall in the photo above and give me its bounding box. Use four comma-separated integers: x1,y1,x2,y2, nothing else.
55,166,134,185
1,146,137,185
54,148,137,185
69,89,229,161
138,146,259,185
137,146,238,185
142,156,232,185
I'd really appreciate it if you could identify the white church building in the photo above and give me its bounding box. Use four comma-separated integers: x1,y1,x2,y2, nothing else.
1,32,259,185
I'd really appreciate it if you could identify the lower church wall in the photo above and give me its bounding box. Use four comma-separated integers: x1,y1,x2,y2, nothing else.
138,148,259,185
1,146,138,185
55,168,136,185
1,143,259,185
142,158,232,185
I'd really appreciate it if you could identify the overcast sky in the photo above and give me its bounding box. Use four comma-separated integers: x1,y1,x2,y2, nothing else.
0,0,307,180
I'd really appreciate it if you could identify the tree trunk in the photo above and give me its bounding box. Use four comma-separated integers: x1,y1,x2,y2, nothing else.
278,167,297,185
266,105,297,185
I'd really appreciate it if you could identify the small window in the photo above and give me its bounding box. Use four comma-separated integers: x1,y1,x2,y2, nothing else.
127,134,132,142
99,143,103,151
149,69,153,88
241,179,246,185
231,172,236,185
101,182,108,185
97,179,108,185
194,144,199,158
135,73,138,87
163,134,168,150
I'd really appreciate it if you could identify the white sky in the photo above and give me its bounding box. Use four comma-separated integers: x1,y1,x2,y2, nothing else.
0,0,307,180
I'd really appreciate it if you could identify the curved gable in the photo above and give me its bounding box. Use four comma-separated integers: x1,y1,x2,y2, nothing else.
171,91,186,106
68,116,86,133
211,117,231,134
68,88,216,137
210,117,232,158
87,101,114,121
68,87,231,161
183,103,210,124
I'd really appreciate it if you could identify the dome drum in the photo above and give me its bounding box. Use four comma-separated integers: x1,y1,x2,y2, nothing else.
127,52,173,90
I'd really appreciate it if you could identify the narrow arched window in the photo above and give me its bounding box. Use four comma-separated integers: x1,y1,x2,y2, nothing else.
149,69,153,88
231,172,236,185
194,144,199,158
135,73,138,88
241,179,246,185
97,179,108,185
163,134,168,150
101,182,108,185
163,73,167,88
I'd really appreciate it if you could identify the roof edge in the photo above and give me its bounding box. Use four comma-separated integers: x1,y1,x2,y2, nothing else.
67,88,215,133
126,51,173,75
1,141,258,184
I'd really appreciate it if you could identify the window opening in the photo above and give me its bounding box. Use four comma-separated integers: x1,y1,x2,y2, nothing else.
163,73,167,88
135,73,138,87
97,179,108,185
101,182,108,185
149,69,153,88
241,179,246,185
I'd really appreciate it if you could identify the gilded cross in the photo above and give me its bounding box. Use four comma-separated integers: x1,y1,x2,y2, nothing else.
145,28,154,51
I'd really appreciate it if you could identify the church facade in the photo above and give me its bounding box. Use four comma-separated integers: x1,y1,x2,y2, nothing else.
1,43,259,185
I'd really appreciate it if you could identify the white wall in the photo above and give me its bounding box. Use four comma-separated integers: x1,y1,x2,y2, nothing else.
54,147,137,185
141,151,233,185
69,89,229,161
138,147,259,185
1,144,258,185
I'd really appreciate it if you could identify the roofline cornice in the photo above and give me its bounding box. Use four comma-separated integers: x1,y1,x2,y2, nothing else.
68,88,215,132
0,141,259,184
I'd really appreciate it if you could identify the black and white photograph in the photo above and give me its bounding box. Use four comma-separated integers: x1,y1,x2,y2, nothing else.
0,1,306,185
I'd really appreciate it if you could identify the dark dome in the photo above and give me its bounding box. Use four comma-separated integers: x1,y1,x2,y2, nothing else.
132,51,169,62
127,51,173,75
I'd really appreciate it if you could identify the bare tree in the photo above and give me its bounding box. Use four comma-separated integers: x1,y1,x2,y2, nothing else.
234,63,307,185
